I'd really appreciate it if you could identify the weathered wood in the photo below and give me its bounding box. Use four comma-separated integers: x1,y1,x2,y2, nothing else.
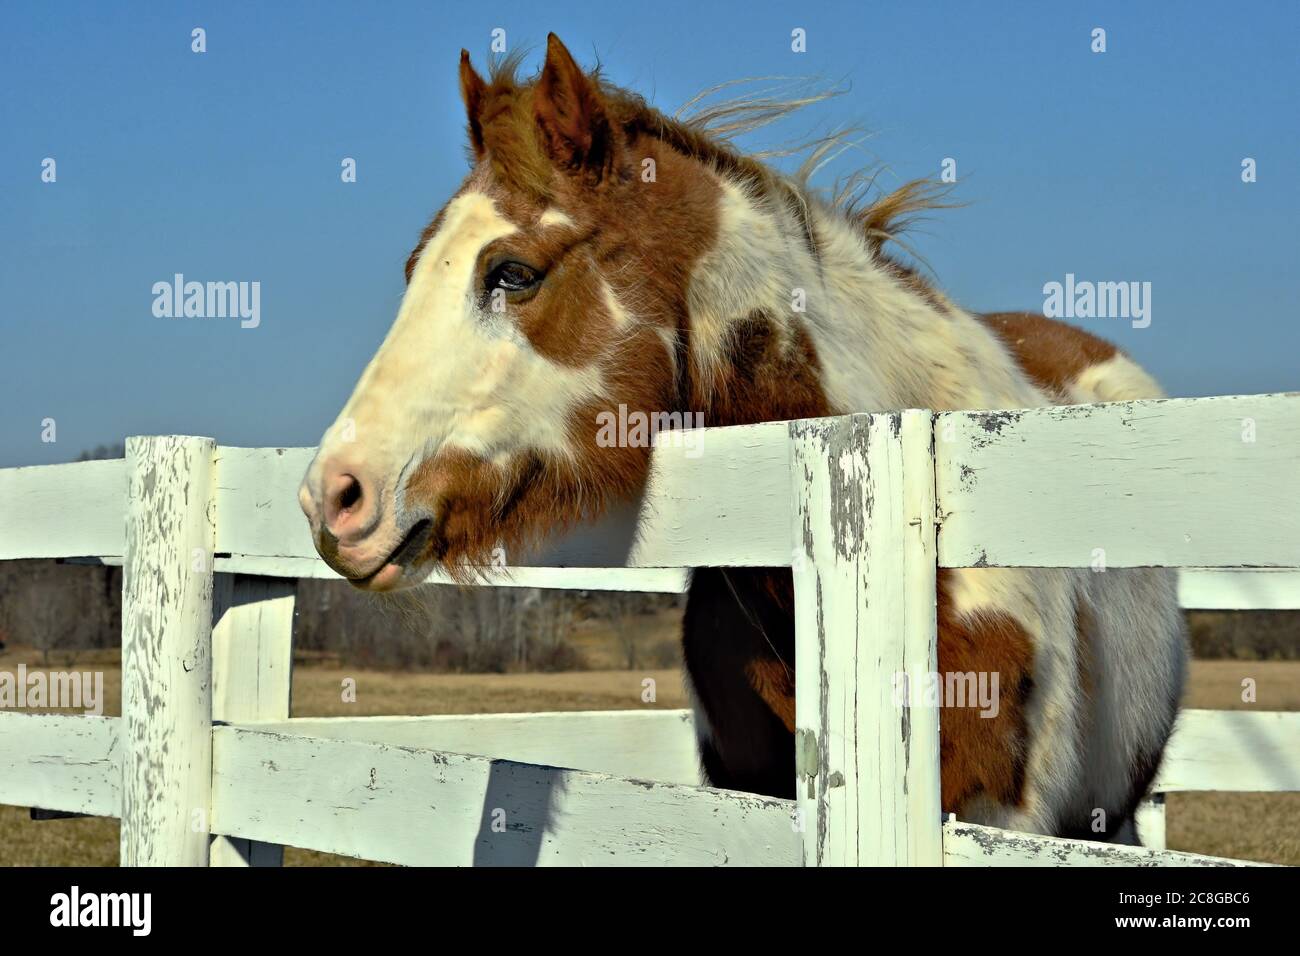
242,710,701,786
120,435,217,866
1154,709,1300,793
8,398,1300,870
943,820,1264,867
1135,796,1166,849
211,446,318,561
0,458,126,559
1178,569,1300,609
210,728,800,866
209,573,296,867
790,411,942,866
212,421,794,569
936,392,1300,569
211,575,295,723
0,713,120,817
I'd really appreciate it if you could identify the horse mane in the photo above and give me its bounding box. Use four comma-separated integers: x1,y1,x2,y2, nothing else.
479,52,953,261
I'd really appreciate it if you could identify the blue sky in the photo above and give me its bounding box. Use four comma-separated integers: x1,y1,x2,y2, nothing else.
2,0,1296,466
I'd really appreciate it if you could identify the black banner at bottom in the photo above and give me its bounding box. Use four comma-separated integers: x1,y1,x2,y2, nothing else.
0,863,1286,941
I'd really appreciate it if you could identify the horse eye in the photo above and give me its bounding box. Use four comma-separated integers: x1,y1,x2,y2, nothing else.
485,261,541,293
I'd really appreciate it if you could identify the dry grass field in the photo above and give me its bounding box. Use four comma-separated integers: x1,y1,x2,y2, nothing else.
1,644,1295,866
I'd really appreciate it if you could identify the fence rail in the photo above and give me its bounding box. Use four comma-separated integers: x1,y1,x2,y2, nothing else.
1,391,1297,866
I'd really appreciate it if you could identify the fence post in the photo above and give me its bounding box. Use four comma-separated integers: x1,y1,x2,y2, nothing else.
120,435,216,866
209,573,296,866
789,411,942,866
1135,795,1167,849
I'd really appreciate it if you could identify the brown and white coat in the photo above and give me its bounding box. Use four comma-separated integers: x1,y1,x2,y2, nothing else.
299,35,1187,841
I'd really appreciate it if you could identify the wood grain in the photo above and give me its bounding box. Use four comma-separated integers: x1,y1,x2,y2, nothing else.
790,411,942,866
119,435,216,866
210,727,800,866
209,573,296,866
936,393,1300,569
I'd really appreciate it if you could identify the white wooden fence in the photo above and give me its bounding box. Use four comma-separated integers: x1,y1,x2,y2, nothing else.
1,392,1298,866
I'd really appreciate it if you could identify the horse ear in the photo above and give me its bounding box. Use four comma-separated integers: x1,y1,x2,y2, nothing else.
459,49,487,161
534,33,611,179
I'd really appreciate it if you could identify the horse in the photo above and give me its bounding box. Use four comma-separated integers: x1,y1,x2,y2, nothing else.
298,34,1187,843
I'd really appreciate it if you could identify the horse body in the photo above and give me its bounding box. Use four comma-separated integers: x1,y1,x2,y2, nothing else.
298,35,1186,842
678,168,1186,838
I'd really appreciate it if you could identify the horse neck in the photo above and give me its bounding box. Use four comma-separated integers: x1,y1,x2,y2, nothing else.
682,176,1042,423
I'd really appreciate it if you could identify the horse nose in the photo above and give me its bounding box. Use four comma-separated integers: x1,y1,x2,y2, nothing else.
301,459,380,544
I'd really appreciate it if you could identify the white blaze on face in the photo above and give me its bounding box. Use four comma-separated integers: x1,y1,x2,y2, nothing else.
310,191,605,522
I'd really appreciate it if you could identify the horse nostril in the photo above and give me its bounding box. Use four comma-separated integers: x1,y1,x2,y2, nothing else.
338,476,362,512
323,471,367,534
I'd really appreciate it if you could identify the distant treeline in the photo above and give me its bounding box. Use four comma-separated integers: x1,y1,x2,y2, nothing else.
0,561,681,672
293,577,681,672
75,444,125,462
1186,611,1299,662
0,561,1293,668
